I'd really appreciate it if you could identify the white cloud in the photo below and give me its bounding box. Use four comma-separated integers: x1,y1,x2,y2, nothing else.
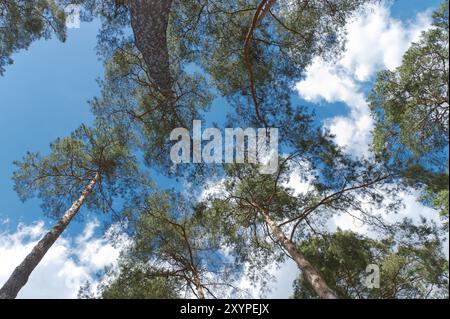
328,187,443,236
199,178,227,201
293,1,448,262
0,220,127,299
283,161,315,196
232,259,298,299
326,112,374,157
239,3,440,293
265,260,298,298
295,58,366,106
295,1,433,156
340,3,430,81
328,186,449,256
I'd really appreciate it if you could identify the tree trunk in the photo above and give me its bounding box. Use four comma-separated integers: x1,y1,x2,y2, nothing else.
192,271,206,299
129,0,174,97
0,173,100,299
260,209,338,299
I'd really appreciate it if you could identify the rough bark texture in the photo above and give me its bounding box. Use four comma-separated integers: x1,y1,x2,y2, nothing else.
0,173,100,299
192,270,206,299
261,210,338,299
129,0,174,98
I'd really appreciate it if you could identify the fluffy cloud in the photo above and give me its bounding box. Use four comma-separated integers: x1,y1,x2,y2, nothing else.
283,161,315,196
295,2,433,156
265,260,298,298
328,186,448,257
232,258,298,299
199,178,227,201
340,3,430,82
329,188,442,235
0,220,127,299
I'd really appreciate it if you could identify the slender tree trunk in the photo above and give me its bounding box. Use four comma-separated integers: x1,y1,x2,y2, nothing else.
260,208,338,299
0,173,100,299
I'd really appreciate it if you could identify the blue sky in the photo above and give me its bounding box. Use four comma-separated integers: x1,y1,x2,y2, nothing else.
0,0,444,298
0,20,100,234
0,0,442,234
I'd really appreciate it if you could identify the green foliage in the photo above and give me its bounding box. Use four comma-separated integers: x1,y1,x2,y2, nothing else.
371,1,448,154
181,0,369,128
294,223,449,299
0,0,67,75
90,28,213,175
422,189,449,228
200,0,365,79
369,1,449,221
88,260,180,299
5,0,449,300
13,122,138,219
105,190,245,298
82,0,373,177
201,140,402,294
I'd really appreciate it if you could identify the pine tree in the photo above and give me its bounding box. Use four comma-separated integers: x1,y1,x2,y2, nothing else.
0,0,67,75
201,115,400,298
293,224,449,299
369,1,449,225
0,123,138,299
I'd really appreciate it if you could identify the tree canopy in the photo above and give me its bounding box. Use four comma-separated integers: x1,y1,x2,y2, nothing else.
1,0,448,300
294,224,449,299
369,0,449,224
0,0,67,75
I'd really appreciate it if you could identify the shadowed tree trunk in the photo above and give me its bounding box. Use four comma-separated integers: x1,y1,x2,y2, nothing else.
257,205,337,299
0,173,100,299
129,0,174,102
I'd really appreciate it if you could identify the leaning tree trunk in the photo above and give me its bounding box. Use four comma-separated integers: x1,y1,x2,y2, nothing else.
129,0,174,101
0,173,100,299
260,209,338,299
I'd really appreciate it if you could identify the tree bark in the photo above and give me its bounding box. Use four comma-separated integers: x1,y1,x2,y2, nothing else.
260,208,338,299
192,271,206,299
129,0,174,97
0,173,100,299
